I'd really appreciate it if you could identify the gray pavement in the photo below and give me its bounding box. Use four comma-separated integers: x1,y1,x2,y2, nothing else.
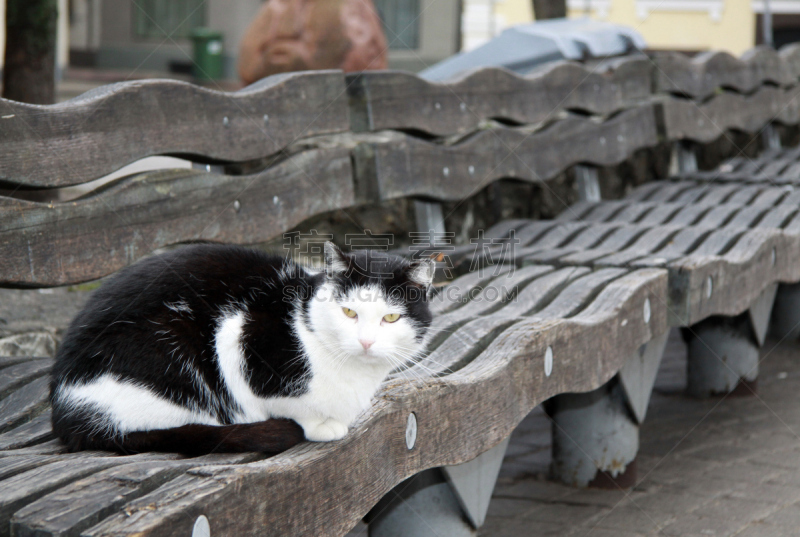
479,329,800,537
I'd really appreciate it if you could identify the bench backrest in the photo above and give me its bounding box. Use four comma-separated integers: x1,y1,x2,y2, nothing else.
2,45,800,288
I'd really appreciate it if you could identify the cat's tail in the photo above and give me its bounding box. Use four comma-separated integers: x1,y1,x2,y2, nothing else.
58,420,306,456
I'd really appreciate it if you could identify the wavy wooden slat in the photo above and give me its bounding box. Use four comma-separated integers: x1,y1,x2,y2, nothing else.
0,71,349,188
653,47,794,100
9,454,260,537
348,56,652,135
780,42,800,81
78,268,667,537
661,86,800,143
353,106,659,203
680,145,800,185
0,148,354,287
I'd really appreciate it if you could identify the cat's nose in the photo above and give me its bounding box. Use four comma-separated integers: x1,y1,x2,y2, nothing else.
359,339,374,351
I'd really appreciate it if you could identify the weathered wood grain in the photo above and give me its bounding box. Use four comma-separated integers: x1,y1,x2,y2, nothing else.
780,42,800,81
661,86,800,144
653,47,794,100
0,359,51,400
0,377,49,434
680,146,800,185
0,71,349,188
348,56,652,135
9,454,261,537
76,269,668,537
0,148,354,287
0,413,53,450
354,106,659,203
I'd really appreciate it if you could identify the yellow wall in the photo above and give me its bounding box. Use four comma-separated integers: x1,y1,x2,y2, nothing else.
568,0,756,55
496,0,534,27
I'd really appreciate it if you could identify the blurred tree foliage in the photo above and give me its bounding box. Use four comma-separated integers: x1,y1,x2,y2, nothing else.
3,0,58,104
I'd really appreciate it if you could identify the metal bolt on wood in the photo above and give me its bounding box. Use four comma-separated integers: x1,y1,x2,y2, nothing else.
233,200,241,212
468,165,475,175
263,114,269,124
460,102,466,111
223,116,229,127
192,515,210,537
544,346,553,377
443,167,450,177
435,102,441,110
406,413,417,450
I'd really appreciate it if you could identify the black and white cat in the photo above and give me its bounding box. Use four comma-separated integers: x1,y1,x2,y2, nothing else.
50,242,434,455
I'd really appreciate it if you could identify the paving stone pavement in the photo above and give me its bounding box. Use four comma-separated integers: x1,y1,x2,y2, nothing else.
478,328,800,537
348,328,800,536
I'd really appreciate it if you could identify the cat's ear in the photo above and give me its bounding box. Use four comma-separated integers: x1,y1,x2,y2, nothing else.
324,242,349,277
407,258,435,288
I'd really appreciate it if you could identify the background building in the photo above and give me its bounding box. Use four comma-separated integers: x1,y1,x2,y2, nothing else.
0,0,797,82
62,0,461,77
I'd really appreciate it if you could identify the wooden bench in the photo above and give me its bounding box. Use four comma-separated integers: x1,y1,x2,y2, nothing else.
1,44,799,536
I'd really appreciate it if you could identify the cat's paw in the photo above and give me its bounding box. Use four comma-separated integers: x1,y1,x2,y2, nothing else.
303,419,349,442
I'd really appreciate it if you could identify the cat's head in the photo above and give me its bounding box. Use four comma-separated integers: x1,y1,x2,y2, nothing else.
304,242,434,370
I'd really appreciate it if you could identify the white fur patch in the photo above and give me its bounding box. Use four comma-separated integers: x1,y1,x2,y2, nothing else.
55,374,219,434
214,310,271,422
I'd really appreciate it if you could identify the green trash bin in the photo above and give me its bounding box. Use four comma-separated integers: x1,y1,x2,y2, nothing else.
190,28,224,81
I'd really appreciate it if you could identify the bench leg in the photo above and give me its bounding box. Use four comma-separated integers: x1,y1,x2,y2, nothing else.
669,141,698,175
761,123,782,150
368,438,509,536
686,284,777,398
770,282,800,341
550,333,668,489
575,165,601,202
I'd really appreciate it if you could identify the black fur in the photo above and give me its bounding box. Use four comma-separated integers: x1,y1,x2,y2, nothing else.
50,243,432,455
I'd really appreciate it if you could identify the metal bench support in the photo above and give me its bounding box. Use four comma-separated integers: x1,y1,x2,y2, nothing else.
761,123,782,150
550,333,667,488
669,141,698,175
686,284,776,398
368,438,510,536
575,165,601,202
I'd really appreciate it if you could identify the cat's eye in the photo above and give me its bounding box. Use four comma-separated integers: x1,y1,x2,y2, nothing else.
342,307,357,318
383,313,401,323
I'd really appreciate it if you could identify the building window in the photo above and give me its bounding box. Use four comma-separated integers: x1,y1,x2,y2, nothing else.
133,0,207,39
375,0,420,50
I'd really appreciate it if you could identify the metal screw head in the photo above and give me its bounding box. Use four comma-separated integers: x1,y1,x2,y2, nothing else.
233,200,241,212
443,167,450,177
406,413,417,450
706,276,713,298
273,196,279,205
223,116,230,127
643,298,651,324
193,515,210,537
460,102,467,111
263,114,269,124
544,346,553,377
435,102,441,110
468,165,475,175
